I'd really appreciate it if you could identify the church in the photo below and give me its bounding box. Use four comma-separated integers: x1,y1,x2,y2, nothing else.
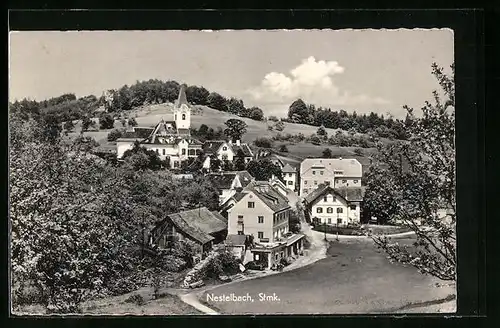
116,84,203,168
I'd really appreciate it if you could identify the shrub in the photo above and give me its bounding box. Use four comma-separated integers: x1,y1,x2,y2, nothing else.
268,115,279,122
274,121,285,132
278,145,288,153
107,128,124,142
206,250,240,278
63,120,75,132
309,135,321,145
267,125,274,131
124,294,145,306
128,117,138,127
254,137,273,148
99,113,114,129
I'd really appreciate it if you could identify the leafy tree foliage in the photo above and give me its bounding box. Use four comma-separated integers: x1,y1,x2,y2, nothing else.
233,149,247,171
207,92,227,112
246,159,283,181
63,120,75,132
128,117,138,127
322,148,333,158
186,85,209,105
278,144,289,153
122,141,165,171
223,119,248,142
209,155,222,172
99,113,115,130
288,99,309,123
107,128,125,142
227,97,245,115
366,63,456,281
254,137,273,148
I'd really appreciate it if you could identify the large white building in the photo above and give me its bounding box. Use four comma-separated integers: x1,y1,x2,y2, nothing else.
116,84,203,168
299,158,363,197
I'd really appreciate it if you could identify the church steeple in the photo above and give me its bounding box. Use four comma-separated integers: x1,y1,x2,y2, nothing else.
174,84,191,133
175,84,188,107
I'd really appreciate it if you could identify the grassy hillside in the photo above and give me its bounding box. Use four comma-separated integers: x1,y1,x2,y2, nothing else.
68,103,379,164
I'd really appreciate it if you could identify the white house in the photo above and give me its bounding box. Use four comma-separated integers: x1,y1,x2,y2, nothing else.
202,139,254,166
299,158,363,197
115,84,203,168
282,163,297,191
302,184,363,226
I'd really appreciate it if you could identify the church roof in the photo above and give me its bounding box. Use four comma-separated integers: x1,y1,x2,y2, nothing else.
175,84,189,107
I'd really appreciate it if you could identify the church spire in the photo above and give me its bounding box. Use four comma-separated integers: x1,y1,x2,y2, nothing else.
176,84,188,107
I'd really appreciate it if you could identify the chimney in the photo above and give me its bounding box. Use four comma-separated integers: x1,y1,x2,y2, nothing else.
236,140,241,146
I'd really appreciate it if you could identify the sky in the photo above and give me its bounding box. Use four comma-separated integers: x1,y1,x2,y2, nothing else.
9,29,454,118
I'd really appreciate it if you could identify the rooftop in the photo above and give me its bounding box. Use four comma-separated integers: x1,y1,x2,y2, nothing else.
300,158,362,178
303,184,364,205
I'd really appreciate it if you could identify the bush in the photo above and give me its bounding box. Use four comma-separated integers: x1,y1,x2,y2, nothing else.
128,117,138,127
267,125,274,131
313,224,362,236
268,115,279,122
124,294,145,306
63,120,75,132
254,137,273,148
278,144,288,153
275,121,285,132
99,113,115,129
206,250,240,278
107,128,124,142
309,135,321,145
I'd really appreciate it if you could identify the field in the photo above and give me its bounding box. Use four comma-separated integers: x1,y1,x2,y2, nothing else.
201,236,456,314
68,103,379,161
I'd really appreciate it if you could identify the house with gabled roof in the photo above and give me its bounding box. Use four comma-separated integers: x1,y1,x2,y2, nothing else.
302,184,364,226
202,139,254,169
282,163,298,191
149,207,228,258
226,181,305,270
207,170,254,205
116,84,203,169
299,158,363,197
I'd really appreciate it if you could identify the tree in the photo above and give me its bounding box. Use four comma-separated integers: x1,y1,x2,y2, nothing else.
186,85,210,105
278,145,289,153
63,120,75,132
122,141,164,171
207,92,227,111
81,116,94,132
128,117,138,127
209,155,221,172
10,120,134,313
317,125,328,138
368,63,456,281
99,113,115,130
233,149,247,171
120,118,127,127
322,148,333,158
246,159,283,181
221,159,234,171
224,119,247,142
247,107,264,121
227,98,245,116
354,148,364,156
254,137,273,148
275,121,285,132
107,128,124,142
288,99,308,123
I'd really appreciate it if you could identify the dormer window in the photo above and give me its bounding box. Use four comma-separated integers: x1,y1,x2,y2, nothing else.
182,114,186,120
222,146,227,151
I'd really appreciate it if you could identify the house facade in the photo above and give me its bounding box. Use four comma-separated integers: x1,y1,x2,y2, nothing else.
226,181,304,269
116,84,203,169
149,207,228,258
282,163,297,191
303,185,363,226
299,158,363,197
207,171,254,205
202,139,254,168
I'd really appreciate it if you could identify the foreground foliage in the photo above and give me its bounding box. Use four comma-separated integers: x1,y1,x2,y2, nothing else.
365,63,456,281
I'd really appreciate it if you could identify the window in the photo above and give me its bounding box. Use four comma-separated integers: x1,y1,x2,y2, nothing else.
258,216,264,223
174,161,179,168
337,218,343,225
327,207,333,213
288,181,293,185
342,179,347,183
219,190,223,195
156,149,159,154
328,218,331,224
320,171,324,175
275,254,279,261
222,146,227,151
354,180,359,184
258,232,264,239
238,215,244,221
314,181,318,185
312,171,316,175
175,114,177,120
254,254,260,261
325,181,330,185
238,231,244,235
182,114,186,120
349,205,356,210
248,202,255,208
162,149,165,155
323,196,328,202
288,173,293,177
304,181,308,185
337,208,343,214
316,207,323,213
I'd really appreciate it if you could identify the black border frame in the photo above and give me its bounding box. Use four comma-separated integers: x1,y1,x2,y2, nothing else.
4,7,490,328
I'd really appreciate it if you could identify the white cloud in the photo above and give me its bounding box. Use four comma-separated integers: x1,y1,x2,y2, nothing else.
249,56,389,107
